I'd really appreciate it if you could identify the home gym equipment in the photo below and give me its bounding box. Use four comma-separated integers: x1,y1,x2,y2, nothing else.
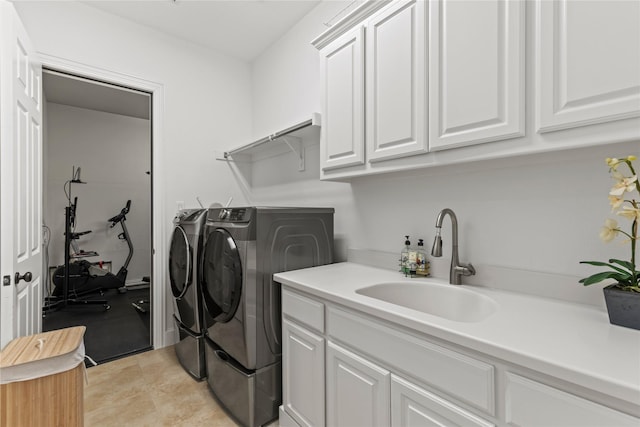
43,188,110,311
51,200,133,298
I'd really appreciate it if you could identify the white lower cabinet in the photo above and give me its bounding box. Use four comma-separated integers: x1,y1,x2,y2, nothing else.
281,287,640,427
325,340,496,427
326,341,390,426
282,319,325,427
505,373,640,427
391,375,494,427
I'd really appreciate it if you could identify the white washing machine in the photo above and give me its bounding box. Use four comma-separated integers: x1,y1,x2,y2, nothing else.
169,208,209,379
201,207,334,427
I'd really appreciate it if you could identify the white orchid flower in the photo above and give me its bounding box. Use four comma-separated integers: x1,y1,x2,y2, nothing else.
608,195,624,210
609,173,638,196
617,206,640,221
606,157,621,169
599,219,619,242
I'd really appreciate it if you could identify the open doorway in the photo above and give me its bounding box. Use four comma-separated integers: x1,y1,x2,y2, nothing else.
41,69,153,364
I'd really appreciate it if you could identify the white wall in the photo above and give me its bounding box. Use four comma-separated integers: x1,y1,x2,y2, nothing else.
14,1,253,344
45,103,151,285
249,1,362,262
15,1,253,210
14,0,636,339
249,1,638,308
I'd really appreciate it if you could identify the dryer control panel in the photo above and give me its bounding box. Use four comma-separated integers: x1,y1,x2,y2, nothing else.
217,208,251,222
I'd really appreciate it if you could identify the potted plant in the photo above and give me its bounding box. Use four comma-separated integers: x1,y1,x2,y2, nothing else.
580,155,640,330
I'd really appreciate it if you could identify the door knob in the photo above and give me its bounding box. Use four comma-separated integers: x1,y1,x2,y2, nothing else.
15,271,32,284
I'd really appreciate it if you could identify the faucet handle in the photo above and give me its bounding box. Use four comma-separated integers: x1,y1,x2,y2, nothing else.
455,263,476,277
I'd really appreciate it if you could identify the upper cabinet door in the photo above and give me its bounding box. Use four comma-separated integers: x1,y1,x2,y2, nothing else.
366,0,428,162
429,0,525,151
320,26,365,171
536,0,640,132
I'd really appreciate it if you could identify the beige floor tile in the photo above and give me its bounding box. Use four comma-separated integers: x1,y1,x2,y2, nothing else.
86,355,139,384
84,345,280,426
84,393,157,427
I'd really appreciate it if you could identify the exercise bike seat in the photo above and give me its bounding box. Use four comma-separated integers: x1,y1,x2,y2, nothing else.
108,200,131,225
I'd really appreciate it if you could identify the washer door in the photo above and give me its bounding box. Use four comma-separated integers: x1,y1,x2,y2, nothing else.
202,228,243,323
169,226,191,299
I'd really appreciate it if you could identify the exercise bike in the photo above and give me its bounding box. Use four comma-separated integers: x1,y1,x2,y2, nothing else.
52,200,134,298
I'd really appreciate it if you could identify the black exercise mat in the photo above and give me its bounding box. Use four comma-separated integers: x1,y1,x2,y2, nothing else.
43,287,152,365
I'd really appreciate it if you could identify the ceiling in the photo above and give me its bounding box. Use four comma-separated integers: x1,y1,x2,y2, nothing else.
82,0,323,62
43,70,151,120
42,0,331,119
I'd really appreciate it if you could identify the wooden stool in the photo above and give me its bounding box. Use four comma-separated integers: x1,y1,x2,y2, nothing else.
0,326,86,427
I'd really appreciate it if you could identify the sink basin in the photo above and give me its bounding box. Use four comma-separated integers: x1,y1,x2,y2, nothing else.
356,282,497,322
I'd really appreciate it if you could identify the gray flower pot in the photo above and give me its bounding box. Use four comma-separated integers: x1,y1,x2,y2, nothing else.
603,285,640,330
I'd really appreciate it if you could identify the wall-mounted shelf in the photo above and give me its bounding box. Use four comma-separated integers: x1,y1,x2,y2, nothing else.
218,113,321,171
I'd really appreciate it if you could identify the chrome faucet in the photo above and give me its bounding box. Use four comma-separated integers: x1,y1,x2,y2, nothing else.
431,208,476,285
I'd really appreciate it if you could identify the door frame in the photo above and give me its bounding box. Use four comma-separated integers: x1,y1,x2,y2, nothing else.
39,53,168,348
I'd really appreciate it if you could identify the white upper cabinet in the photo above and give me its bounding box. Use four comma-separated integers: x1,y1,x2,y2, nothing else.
319,26,365,171
428,0,525,150
536,0,640,132
366,0,427,162
312,0,640,180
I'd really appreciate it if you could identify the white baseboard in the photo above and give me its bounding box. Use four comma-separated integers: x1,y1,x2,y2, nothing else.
159,327,178,349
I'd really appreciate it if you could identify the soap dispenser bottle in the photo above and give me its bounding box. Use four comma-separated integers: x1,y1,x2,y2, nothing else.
416,239,429,276
400,236,411,276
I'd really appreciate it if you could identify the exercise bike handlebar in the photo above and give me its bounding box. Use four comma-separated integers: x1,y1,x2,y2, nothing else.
108,200,131,226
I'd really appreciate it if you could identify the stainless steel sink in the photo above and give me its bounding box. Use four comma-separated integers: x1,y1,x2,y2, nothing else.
356,281,497,322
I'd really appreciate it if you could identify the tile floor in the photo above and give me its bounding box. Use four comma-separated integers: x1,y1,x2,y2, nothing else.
84,345,278,426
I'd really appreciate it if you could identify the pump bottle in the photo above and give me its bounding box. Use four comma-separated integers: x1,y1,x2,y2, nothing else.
400,236,411,276
416,239,429,276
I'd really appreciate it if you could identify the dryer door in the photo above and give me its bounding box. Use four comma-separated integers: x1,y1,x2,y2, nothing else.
169,226,191,299
202,228,243,323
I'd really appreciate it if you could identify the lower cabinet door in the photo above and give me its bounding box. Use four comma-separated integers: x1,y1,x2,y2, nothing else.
504,373,640,427
391,375,495,427
282,319,325,427
326,340,391,427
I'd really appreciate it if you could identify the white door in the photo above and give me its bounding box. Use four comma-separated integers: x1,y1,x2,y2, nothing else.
0,2,43,348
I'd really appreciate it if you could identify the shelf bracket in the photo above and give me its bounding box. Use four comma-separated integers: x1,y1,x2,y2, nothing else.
281,136,305,171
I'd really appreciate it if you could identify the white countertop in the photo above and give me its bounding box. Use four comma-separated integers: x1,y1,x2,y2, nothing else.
274,262,640,407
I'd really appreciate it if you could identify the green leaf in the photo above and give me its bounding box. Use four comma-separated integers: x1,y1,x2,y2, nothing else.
579,271,631,286
580,261,630,275
608,259,636,271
